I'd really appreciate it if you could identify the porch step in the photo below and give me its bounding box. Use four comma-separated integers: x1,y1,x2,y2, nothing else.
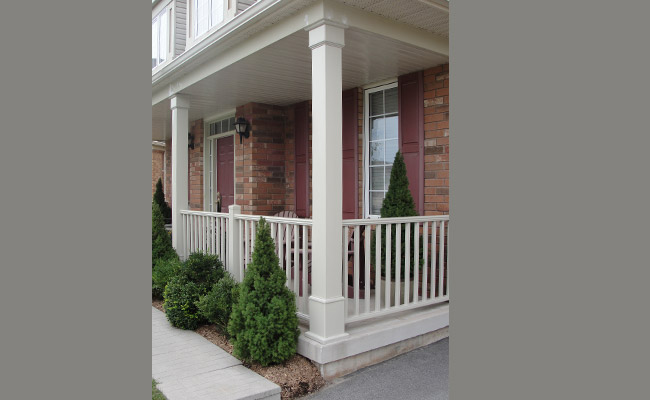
152,307,280,400
298,302,449,380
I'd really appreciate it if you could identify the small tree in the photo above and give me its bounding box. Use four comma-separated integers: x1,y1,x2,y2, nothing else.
371,151,422,279
228,218,299,366
152,202,177,268
153,178,172,222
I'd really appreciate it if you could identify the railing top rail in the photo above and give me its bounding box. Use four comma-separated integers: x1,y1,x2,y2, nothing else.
342,215,449,226
180,210,229,217
234,214,313,226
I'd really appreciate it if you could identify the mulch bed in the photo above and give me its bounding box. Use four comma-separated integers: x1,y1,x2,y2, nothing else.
153,297,325,399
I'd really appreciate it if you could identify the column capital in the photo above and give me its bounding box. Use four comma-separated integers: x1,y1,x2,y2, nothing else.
170,94,190,110
307,20,346,50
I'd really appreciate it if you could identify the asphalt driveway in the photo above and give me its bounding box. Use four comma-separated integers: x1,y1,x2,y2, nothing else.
303,338,448,400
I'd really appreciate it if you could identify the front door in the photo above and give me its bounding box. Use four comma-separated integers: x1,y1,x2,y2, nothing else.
215,136,234,212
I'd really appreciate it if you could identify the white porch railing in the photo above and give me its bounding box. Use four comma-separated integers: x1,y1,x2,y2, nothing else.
180,209,449,326
180,210,229,260
341,216,449,323
234,214,312,319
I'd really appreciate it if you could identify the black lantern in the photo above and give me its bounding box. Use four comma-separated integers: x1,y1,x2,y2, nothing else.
234,117,249,144
188,132,195,149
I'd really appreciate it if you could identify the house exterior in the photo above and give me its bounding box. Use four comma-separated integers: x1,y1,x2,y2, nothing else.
152,0,450,379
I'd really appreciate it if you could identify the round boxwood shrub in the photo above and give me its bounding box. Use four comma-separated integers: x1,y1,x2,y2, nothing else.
163,276,205,330
152,258,182,298
228,218,299,366
196,274,240,334
178,252,225,293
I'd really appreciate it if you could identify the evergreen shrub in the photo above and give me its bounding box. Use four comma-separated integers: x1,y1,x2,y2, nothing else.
197,274,240,334
178,252,225,293
153,178,172,222
152,258,182,298
228,218,299,366
163,276,205,330
371,151,423,279
152,202,178,268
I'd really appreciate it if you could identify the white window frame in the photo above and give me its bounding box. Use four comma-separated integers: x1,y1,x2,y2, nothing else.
152,6,171,70
203,112,236,212
193,0,225,39
363,81,399,219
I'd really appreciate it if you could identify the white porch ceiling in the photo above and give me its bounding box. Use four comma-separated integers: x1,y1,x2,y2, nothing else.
152,27,448,140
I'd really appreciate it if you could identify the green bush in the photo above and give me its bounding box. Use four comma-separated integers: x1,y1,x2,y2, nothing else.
197,274,240,333
152,202,178,268
228,218,299,366
371,151,423,279
153,178,172,222
152,258,182,298
163,275,205,330
178,252,225,293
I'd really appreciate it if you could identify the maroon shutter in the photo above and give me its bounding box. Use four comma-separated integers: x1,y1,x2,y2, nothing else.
294,102,309,218
398,71,424,215
342,88,359,219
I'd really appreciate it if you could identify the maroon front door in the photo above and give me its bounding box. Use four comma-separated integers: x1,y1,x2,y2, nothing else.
216,136,234,212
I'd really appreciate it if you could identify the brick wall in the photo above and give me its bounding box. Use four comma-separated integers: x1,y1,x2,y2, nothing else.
188,120,204,210
235,103,288,215
152,148,165,197
423,63,450,215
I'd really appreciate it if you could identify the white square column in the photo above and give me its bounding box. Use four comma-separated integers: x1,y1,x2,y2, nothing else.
306,21,348,344
170,94,190,255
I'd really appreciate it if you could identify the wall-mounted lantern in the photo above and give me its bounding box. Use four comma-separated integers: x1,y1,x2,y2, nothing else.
234,117,250,144
188,132,195,149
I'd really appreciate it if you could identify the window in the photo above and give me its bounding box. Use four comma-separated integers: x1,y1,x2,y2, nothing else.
194,0,224,38
365,83,399,217
152,8,169,69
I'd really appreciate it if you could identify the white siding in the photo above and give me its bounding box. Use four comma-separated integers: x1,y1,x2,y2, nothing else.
236,0,256,15
174,0,187,58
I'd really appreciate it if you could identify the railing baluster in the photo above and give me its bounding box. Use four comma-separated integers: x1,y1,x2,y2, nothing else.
432,221,437,298
405,222,411,305
364,224,371,314
293,224,299,297
221,217,226,262
285,223,290,288
354,225,360,316
414,222,420,304
423,221,429,301
302,224,308,313
244,220,249,269
395,223,401,307
343,226,349,318
385,223,391,309
375,224,381,312
440,220,445,297
251,220,256,254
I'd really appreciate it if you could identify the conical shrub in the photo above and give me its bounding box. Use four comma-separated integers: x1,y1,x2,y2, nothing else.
153,178,171,222
152,201,177,268
227,218,299,366
371,151,422,279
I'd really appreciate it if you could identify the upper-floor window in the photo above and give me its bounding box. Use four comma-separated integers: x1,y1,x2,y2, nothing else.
152,8,170,69
195,0,225,38
365,83,399,217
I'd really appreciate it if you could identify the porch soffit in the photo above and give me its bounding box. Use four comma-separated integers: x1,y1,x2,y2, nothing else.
152,0,449,140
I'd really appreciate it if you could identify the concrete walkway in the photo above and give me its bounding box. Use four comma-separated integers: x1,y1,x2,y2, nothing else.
152,307,280,400
303,338,449,400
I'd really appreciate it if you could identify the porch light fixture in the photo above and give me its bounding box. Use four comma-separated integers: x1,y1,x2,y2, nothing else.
188,132,195,149
234,117,249,144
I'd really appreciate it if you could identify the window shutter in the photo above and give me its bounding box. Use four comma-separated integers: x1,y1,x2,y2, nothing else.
342,88,359,219
398,71,424,214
